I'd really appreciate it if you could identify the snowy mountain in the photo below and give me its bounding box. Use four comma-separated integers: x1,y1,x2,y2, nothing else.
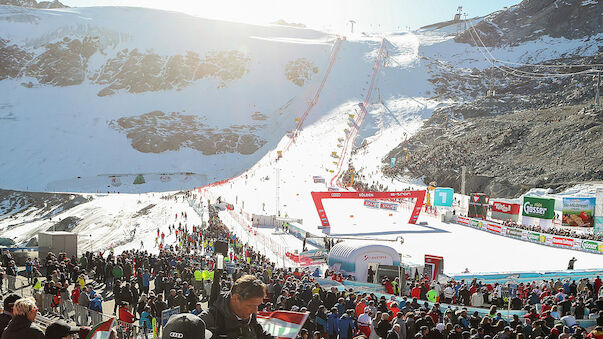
1,0,603,272
0,0,600,195
0,5,338,192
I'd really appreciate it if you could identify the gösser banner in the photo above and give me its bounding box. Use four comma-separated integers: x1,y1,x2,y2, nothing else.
522,196,555,219
456,216,603,254
312,190,426,227
562,197,595,227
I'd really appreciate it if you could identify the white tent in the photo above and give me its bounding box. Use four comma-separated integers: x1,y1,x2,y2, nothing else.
328,242,401,282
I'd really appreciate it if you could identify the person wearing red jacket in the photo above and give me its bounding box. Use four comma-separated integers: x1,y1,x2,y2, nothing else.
71,286,81,304
384,279,394,294
411,284,421,299
118,303,135,324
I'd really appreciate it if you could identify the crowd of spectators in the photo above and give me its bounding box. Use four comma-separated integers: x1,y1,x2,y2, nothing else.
0,193,602,339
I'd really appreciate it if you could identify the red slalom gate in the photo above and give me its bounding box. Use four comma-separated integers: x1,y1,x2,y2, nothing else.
311,190,426,227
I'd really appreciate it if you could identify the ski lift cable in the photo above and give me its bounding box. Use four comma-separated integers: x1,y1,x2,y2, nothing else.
465,21,603,68
467,20,600,78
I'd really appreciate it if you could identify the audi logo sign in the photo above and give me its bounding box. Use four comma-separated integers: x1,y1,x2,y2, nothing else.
170,332,184,338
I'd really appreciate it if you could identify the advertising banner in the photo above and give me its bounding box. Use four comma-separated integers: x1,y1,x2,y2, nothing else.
506,227,523,239
485,223,502,234
491,201,521,222
469,193,489,219
457,216,469,225
311,190,426,227
522,196,555,219
364,200,379,208
434,188,454,207
596,188,603,235
552,236,574,247
456,216,603,254
379,202,398,211
313,176,325,184
562,197,595,227
161,306,180,327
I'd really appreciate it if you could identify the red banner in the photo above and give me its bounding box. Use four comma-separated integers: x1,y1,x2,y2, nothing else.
492,201,520,215
552,236,573,247
486,223,502,233
364,200,379,208
457,216,469,225
311,190,426,227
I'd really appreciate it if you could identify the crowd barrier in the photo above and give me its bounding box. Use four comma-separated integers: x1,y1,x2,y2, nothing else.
456,216,603,254
287,223,324,249
221,209,296,268
321,279,597,328
451,268,603,284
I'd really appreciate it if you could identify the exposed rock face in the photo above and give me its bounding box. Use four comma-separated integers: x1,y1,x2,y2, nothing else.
424,53,602,123
0,189,87,220
455,0,602,47
384,105,603,198
25,36,99,86
0,38,32,80
0,33,251,94
0,0,67,8
92,49,250,96
109,111,266,155
284,57,318,86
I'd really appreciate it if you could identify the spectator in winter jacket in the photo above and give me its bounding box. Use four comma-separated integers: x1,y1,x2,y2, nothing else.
315,306,328,337
376,313,392,338
326,308,339,339
1,297,44,339
89,294,103,313
0,294,20,338
337,310,356,339
394,311,408,339
139,306,153,337
387,324,402,339
118,303,135,324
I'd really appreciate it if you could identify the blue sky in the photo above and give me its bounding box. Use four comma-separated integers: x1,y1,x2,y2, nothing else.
61,0,522,33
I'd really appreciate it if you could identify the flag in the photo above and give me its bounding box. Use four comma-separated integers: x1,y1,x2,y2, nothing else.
257,311,309,339
86,318,115,339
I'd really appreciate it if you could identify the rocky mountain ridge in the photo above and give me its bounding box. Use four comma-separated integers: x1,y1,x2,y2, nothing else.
0,0,66,9
381,0,603,198
455,0,602,47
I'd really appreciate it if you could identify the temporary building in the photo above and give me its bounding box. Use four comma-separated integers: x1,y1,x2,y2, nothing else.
327,242,400,282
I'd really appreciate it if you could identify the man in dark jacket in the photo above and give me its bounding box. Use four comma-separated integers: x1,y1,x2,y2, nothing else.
1,297,44,339
201,275,273,339
0,295,20,338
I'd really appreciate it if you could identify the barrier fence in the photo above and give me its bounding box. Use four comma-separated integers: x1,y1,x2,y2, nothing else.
456,216,603,254
222,209,296,268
